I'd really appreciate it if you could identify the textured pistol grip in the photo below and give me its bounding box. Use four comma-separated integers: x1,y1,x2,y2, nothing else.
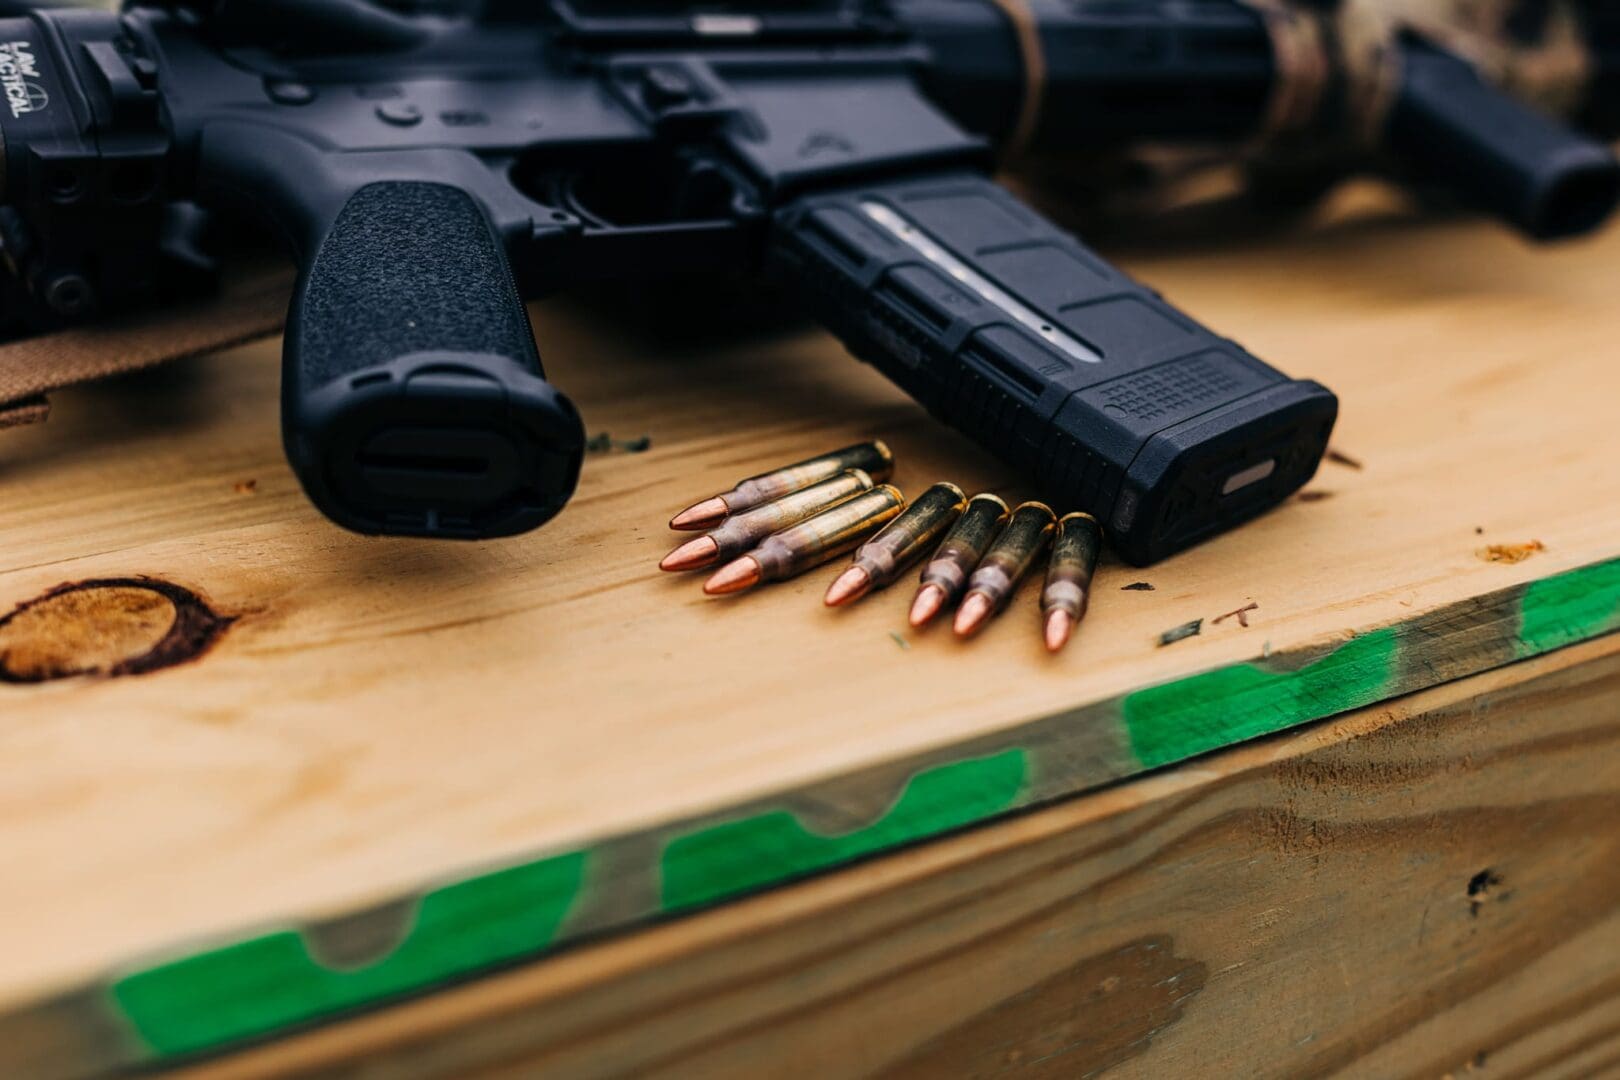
769,172,1337,565
283,181,583,539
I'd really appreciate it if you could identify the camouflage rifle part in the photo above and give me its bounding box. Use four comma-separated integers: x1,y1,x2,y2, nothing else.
1017,0,1613,224
1245,0,1595,143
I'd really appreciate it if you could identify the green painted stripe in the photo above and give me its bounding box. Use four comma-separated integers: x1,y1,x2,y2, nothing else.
1517,557,1620,657
1123,628,1400,771
111,849,587,1057
660,748,1028,912
1120,559,1620,772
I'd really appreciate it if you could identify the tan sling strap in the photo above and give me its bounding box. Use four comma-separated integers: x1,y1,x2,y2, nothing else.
982,0,1047,161
0,265,289,429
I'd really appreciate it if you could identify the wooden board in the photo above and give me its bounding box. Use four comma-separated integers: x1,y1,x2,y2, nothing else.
0,184,1616,1076
173,633,1620,1079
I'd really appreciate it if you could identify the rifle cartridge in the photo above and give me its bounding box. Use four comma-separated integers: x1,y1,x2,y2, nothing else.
671,440,893,529
825,482,966,606
908,493,1009,627
704,485,904,595
1041,512,1103,652
662,469,874,572
954,502,1057,637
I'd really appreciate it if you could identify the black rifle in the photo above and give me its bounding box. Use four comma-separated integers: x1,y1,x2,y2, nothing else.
0,0,1613,562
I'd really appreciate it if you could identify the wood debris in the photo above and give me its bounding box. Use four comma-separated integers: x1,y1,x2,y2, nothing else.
888,631,910,651
1121,581,1155,591
585,432,652,454
1476,540,1544,564
1324,448,1363,470
1157,619,1202,647
232,479,257,494
1213,602,1259,628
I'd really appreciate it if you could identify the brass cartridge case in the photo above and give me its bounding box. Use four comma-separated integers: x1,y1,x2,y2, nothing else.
916,493,1010,604
846,482,965,589
748,485,905,582
1041,512,1103,622
665,469,874,570
671,440,893,530
964,501,1057,616
726,440,893,513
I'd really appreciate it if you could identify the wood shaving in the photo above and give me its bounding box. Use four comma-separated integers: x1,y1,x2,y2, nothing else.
1476,540,1544,564
585,432,652,454
1213,602,1259,628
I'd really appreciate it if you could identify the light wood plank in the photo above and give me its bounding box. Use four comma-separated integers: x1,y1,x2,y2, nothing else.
0,185,1615,1072
179,634,1620,1079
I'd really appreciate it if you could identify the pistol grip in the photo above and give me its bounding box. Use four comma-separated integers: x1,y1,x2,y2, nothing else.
283,181,583,539
770,173,1337,565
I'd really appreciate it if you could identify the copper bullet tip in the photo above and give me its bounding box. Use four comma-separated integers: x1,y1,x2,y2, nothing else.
670,496,729,531
703,556,762,595
953,591,994,637
660,535,720,572
823,566,871,607
1044,609,1074,653
908,583,946,627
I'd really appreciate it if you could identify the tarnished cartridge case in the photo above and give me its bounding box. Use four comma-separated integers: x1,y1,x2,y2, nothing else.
908,493,1008,626
704,485,905,594
1041,512,1102,652
825,482,966,606
671,440,893,528
662,469,874,571
954,501,1056,637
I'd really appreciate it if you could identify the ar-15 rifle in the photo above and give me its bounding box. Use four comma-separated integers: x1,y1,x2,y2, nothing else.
0,0,1613,562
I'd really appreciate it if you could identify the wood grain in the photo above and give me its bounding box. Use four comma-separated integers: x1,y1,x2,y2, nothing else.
178,634,1620,1079
0,184,1616,1073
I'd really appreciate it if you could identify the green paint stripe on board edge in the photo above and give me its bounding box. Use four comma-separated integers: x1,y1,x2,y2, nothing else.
110,848,588,1058
1517,557,1620,657
1121,558,1620,773
1124,628,1401,771
660,748,1029,912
